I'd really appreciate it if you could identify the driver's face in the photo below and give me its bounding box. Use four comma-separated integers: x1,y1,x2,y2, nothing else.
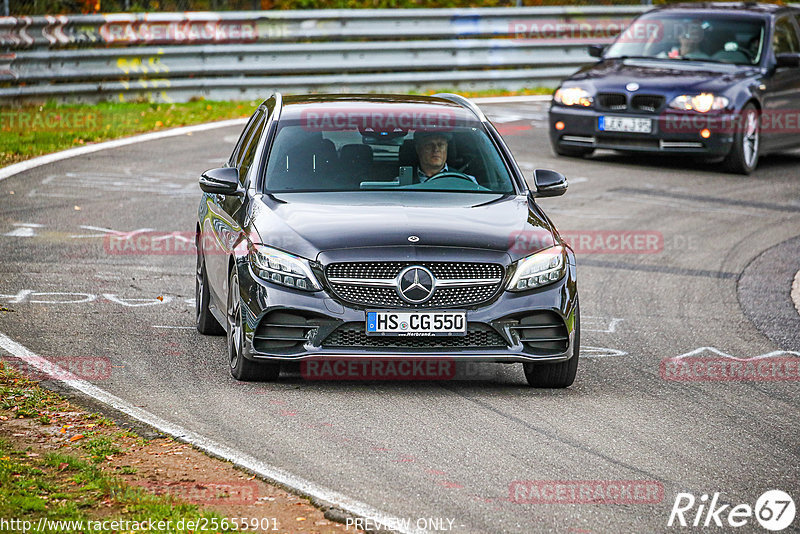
416,137,448,169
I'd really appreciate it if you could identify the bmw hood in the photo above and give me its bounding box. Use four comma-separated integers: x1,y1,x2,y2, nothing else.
250,192,556,263
567,58,758,95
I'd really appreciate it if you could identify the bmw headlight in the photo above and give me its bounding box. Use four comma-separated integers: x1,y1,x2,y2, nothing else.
507,246,567,292
554,87,593,107
668,93,729,113
249,245,321,291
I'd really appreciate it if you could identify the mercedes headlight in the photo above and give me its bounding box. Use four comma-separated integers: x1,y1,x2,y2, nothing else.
668,93,729,113
554,87,593,107
507,246,567,292
249,245,321,291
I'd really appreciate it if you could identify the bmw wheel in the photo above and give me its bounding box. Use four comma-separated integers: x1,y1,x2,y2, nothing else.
227,269,280,382
723,103,760,175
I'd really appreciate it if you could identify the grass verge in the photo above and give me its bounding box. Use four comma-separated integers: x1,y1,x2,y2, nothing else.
0,361,358,533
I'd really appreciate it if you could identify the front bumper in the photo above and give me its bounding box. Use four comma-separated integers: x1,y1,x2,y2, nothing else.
235,256,578,365
549,105,736,156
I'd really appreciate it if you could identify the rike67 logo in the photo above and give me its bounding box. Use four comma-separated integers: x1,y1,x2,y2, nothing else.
668,490,796,531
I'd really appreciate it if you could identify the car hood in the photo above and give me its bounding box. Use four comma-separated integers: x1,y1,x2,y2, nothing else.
250,192,556,263
567,58,758,94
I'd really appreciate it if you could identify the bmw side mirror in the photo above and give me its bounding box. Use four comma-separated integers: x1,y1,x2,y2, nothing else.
588,44,606,58
199,167,243,196
775,53,800,69
531,169,568,198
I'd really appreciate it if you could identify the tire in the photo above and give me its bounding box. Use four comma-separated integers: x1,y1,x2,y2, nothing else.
196,253,225,335
523,303,580,388
227,269,280,382
722,103,760,175
554,144,594,158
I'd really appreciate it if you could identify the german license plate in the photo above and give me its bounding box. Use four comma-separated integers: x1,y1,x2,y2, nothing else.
366,311,467,337
598,116,653,133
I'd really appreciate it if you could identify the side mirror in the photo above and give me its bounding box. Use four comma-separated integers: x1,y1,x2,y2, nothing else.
199,167,243,196
531,169,568,198
775,52,800,68
588,44,606,58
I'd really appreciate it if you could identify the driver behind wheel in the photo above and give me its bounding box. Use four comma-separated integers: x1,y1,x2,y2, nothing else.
414,131,478,185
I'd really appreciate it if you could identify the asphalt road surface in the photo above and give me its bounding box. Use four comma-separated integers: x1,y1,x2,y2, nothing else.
1,101,799,533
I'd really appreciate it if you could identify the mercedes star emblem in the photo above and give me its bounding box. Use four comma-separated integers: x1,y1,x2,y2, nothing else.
396,266,435,304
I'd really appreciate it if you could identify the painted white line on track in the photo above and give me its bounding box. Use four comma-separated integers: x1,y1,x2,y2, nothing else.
792,270,800,318
0,118,248,182
152,325,196,329
471,95,552,104
0,331,422,534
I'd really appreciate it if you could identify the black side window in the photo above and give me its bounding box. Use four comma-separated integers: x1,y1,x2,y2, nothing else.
773,16,800,54
229,109,264,168
237,112,267,185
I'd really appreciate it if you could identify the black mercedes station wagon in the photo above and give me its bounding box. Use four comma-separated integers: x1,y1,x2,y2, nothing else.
196,94,579,388
549,2,800,174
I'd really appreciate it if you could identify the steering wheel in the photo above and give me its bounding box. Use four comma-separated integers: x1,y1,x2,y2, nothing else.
737,47,755,63
426,171,476,183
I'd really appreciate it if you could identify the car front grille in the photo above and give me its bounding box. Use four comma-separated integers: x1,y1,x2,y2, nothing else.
631,94,665,113
321,322,507,350
597,93,627,111
325,262,505,309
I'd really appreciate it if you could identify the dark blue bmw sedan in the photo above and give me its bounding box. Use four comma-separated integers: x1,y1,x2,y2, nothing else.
549,2,800,174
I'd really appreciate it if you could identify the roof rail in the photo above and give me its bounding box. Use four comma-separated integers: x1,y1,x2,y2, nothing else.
432,92,488,123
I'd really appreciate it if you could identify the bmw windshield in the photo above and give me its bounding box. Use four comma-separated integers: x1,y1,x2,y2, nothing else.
261,104,517,194
605,13,766,65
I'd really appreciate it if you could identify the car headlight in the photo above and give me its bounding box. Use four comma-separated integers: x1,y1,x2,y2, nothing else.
507,246,567,292
249,245,321,291
554,87,593,107
668,93,729,113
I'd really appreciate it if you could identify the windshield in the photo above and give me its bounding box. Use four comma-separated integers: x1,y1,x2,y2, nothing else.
605,13,765,65
262,107,516,195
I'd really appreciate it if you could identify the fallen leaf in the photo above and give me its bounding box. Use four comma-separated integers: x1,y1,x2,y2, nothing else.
69,434,84,442
156,296,164,302
296,517,306,521
58,462,69,471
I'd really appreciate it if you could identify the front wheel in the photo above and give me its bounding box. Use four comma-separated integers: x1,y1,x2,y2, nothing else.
227,269,280,382
523,303,579,388
722,103,760,175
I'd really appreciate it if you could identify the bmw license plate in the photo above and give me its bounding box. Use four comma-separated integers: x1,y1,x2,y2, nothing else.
598,116,653,134
366,311,467,337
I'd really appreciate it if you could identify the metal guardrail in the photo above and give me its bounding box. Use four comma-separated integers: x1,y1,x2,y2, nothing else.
0,6,650,104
